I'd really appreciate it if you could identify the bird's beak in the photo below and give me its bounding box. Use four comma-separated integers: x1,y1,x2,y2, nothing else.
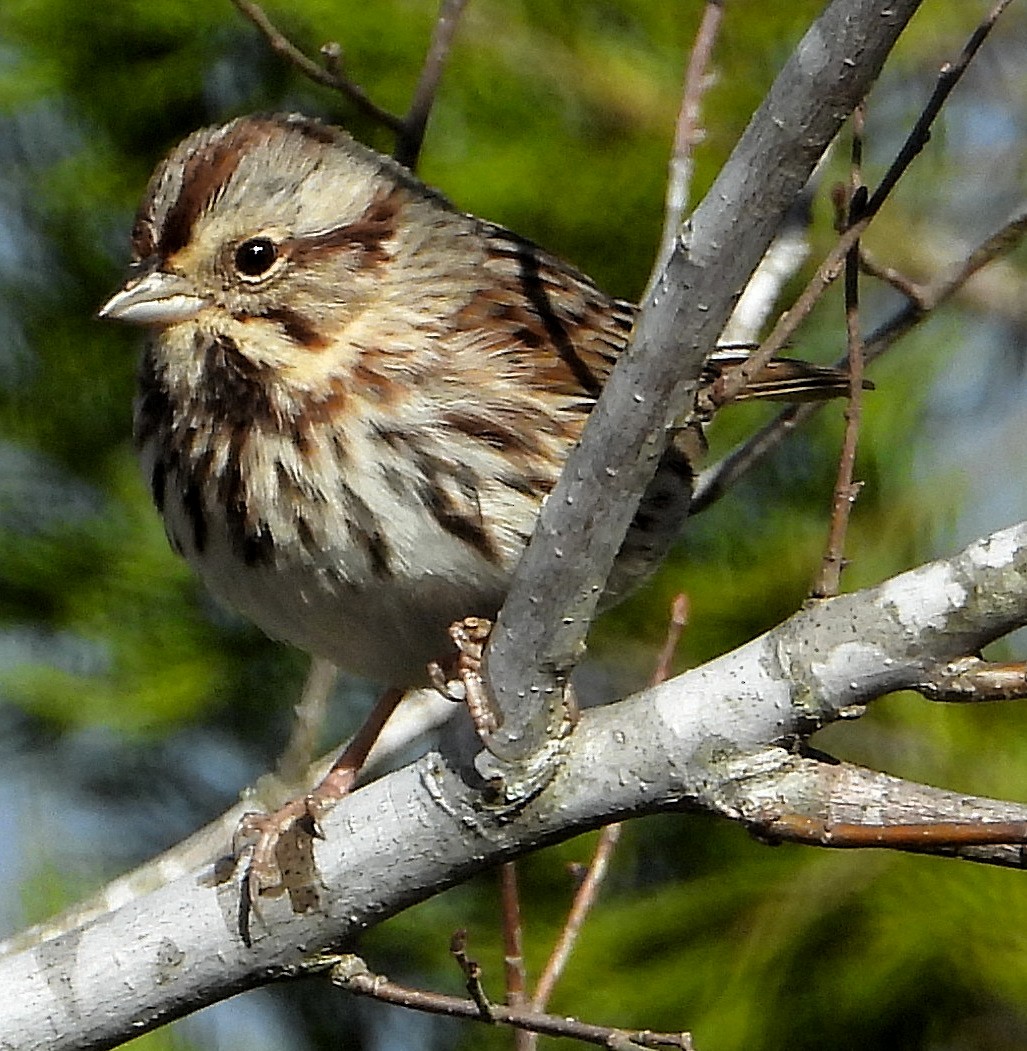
98,269,209,326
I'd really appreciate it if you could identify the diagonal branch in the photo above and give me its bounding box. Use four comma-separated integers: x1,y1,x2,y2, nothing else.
691,205,1027,514
482,0,926,771
6,519,1027,1047
394,0,469,168
229,0,469,170
651,0,725,282
228,0,404,131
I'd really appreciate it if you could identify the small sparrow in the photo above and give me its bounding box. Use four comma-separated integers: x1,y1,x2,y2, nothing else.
100,114,856,898
101,112,851,688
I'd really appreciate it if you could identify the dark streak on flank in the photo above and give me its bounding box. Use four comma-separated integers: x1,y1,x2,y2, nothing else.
296,516,320,559
419,482,497,564
150,459,167,513
371,424,499,564
182,478,207,554
416,453,498,564
442,409,543,457
338,480,392,577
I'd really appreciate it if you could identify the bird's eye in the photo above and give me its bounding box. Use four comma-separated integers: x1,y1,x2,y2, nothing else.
234,237,279,279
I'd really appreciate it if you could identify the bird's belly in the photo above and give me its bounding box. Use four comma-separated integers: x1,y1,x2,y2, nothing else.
160,476,515,685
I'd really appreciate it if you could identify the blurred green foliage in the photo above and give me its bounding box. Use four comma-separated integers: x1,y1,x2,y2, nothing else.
1,1,1026,1049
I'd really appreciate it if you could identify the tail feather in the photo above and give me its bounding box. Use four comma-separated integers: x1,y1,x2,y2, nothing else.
703,349,873,402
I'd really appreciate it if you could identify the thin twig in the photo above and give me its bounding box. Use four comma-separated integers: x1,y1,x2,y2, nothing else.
691,205,1027,515
228,0,404,131
528,596,689,1025
450,929,495,1021
857,248,928,304
529,825,622,1019
691,3,1019,515
651,1,725,284
758,814,1027,851
864,0,1016,216
811,104,867,599
914,657,1027,703
275,658,337,786
329,955,695,1049
651,594,690,686
498,863,531,1051
702,0,1012,419
230,0,468,171
395,0,469,169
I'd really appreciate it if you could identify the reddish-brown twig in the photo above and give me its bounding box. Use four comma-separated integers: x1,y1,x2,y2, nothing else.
811,104,867,599
759,814,1027,852
651,1,725,281
498,862,531,1051
329,954,696,1049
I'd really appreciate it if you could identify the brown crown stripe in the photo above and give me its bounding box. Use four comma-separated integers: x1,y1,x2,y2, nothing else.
286,186,405,269
158,119,278,259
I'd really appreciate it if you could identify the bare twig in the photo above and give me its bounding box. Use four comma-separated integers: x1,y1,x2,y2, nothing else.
651,593,690,686
329,954,695,1049
691,0,1021,520
651,1,725,282
275,658,337,786
704,0,1012,418
450,930,495,1021
758,814,1027,852
914,657,1027,703
498,863,531,1051
395,0,469,168
811,104,868,599
228,0,404,131
691,206,1027,515
229,0,469,170
863,0,1016,217
857,248,928,303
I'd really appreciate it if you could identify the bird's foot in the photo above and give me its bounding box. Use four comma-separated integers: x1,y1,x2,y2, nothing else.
427,616,500,739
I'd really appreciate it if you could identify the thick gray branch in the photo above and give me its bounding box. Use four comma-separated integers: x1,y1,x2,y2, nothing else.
484,0,924,763
3,521,1026,1051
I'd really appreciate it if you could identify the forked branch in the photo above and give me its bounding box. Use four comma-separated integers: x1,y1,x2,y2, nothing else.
229,0,468,169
